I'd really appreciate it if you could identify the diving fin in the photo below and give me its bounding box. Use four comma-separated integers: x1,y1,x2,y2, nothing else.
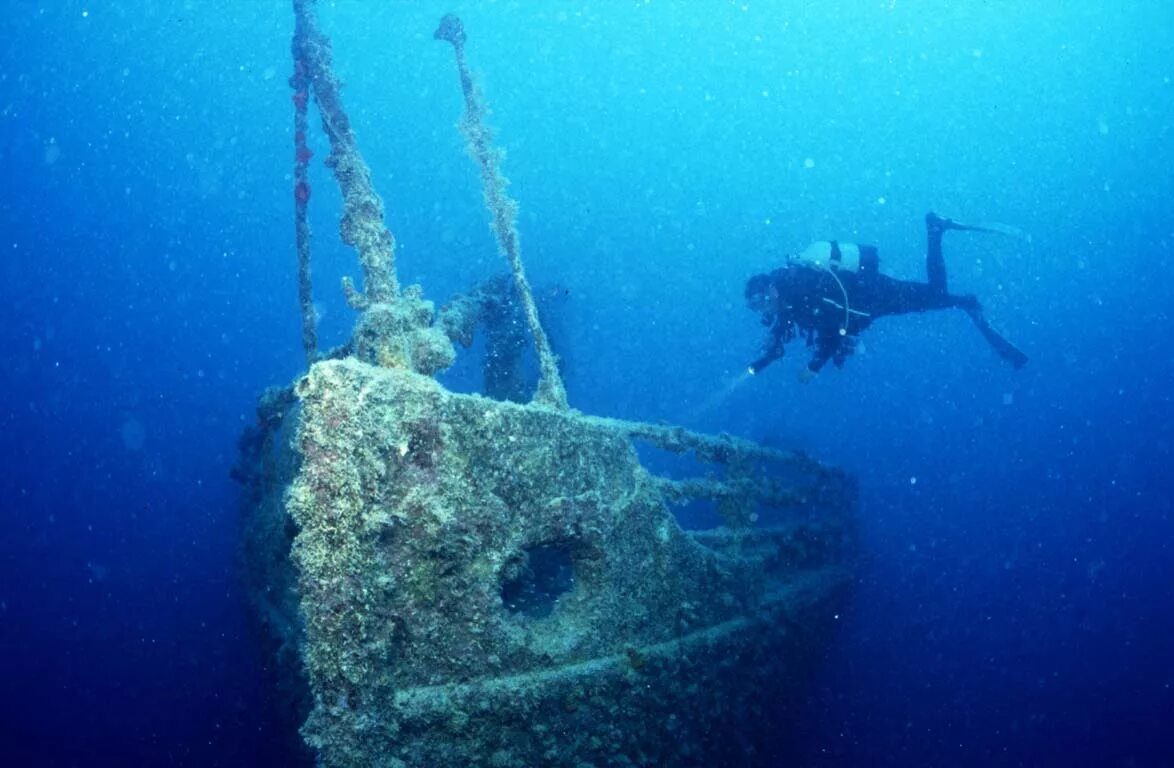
964,306,1028,369
959,221,1031,242
933,213,1031,243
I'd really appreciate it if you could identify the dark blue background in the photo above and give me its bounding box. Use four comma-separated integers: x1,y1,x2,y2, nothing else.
1,2,1170,765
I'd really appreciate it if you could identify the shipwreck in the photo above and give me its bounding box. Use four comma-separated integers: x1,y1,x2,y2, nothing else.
237,3,858,766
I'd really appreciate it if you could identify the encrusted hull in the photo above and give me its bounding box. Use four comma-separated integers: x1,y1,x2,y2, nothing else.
242,360,856,767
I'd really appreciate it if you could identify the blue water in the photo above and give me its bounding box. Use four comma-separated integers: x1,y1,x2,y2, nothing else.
2,2,1171,765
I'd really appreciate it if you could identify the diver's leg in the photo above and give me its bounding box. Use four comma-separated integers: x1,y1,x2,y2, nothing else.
926,211,999,291
961,303,1029,369
925,212,950,294
863,274,968,317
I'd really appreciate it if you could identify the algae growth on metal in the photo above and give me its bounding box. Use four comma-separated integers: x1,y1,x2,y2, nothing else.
246,361,854,766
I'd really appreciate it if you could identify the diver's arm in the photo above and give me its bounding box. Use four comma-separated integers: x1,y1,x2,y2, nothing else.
748,326,786,375
806,334,840,374
749,348,783,375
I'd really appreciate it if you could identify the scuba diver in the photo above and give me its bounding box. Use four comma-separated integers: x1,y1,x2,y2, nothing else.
745,212,1028,379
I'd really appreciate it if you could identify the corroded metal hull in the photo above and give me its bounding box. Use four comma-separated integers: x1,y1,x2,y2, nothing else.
242,360,856,767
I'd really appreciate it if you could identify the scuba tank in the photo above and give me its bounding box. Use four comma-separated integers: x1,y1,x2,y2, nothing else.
791,241,879,275
789,241,877,336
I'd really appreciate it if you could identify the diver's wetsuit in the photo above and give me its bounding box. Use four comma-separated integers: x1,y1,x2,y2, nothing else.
747,213,1020,374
